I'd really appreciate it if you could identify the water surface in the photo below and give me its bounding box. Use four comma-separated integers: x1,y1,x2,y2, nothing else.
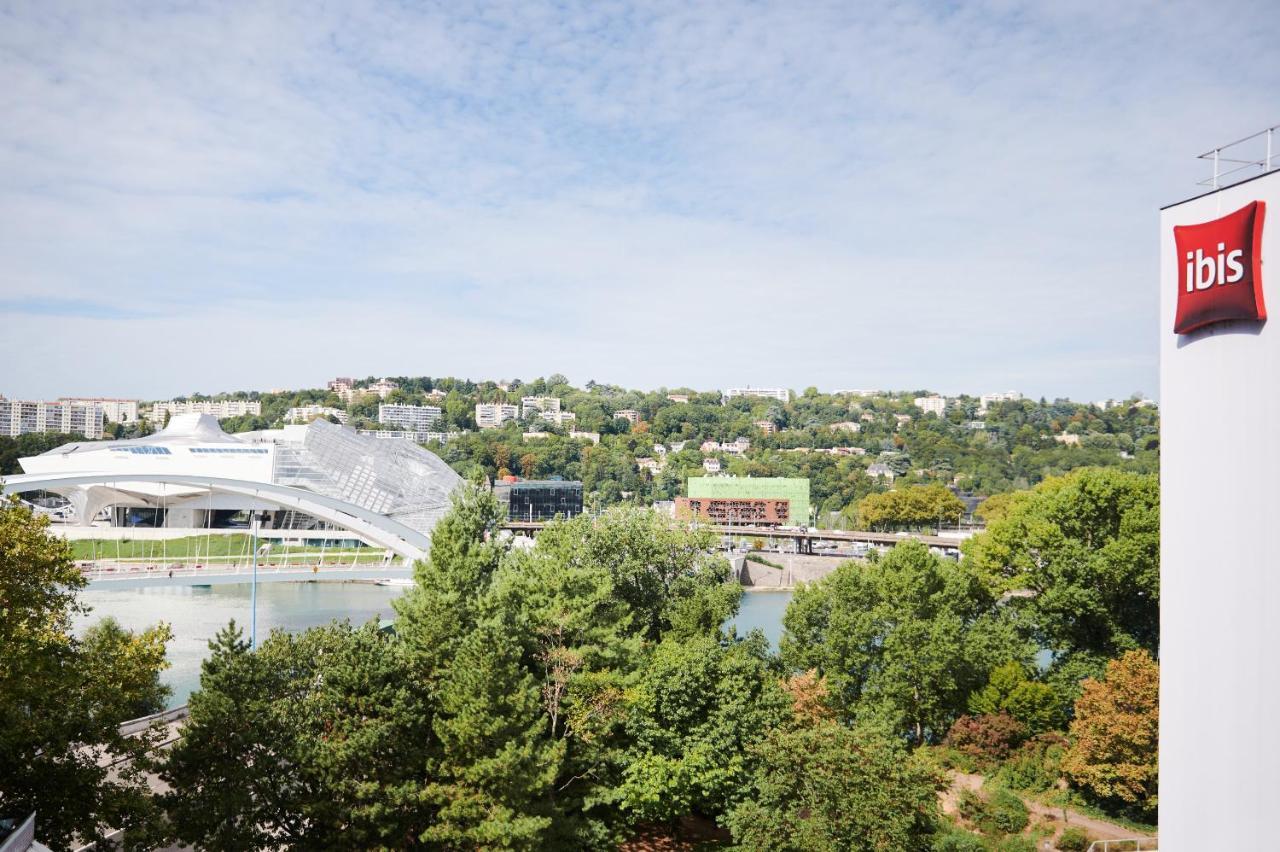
75,582,405,707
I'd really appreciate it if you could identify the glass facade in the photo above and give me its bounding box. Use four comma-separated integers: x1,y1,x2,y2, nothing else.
495,480,583,522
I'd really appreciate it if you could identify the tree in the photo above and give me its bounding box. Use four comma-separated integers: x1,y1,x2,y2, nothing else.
968,661,1062,734
781,541,1027,744
393,484,508,673
620,634,790,825
533,507,741,642
856,483,966,530
963,468,1159,685
421,621,561,850
0,498,172,849
81,616,171,719
1061,650,1159,818
726,721,940,851
160,620,439,851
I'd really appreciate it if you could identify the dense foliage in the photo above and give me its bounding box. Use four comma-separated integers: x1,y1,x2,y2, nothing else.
1061,650,1160,819
0,498,171,849
157,489,831,850
964,468,1159,713
781,541,1029,744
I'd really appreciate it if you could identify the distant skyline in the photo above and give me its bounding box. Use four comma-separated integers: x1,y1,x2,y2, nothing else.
2,1,1277,402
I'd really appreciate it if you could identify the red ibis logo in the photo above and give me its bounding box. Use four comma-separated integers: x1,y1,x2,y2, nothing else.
1174,201,1266,334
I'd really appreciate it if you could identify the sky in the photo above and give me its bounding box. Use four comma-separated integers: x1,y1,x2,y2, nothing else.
1,1,1277,403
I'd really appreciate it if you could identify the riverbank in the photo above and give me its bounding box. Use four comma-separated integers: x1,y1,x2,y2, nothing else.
733,552,854,588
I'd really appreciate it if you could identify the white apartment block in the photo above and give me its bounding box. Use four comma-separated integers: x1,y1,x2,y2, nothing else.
913,396,947,416
285,405,349,424
978,391,1023,413
357,429,464,443
520,396,561,417
327,377,398,403
703,458,722,473
540,410,576,427
59,397,139,423
476,403,519,429
0,397,104,439
368,379,399,399
754,420,777,434
569,429,601,444
148,400,261,424
615,409,641,423
378,403,442,431
722,387,790,403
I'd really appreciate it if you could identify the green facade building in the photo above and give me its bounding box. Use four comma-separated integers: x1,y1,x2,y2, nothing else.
686,476,811,525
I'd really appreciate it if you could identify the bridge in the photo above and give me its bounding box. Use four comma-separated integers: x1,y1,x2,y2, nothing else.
501,521,974,554
77,561,414,589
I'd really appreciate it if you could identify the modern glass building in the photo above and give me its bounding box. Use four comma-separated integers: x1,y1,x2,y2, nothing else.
493,479,584,522
2,414,463,561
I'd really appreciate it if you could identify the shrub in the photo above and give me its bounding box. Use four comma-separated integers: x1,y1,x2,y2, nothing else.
995,732,1069,793
932,829,987,851
1057,826,1092,851
934,745,979,774
945,712,1028,764
987,788,1030,835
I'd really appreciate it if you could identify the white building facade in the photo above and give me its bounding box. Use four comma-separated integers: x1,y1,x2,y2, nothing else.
722,387,790,403
286,405,349,424
148,400,261,424
1160,167,1280,849
913,395,947,416
378,403,442,431
60,397,140,424
0,398,104,439
475,403,518,429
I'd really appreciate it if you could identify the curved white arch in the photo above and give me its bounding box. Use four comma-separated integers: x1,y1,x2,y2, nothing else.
2,472,430,562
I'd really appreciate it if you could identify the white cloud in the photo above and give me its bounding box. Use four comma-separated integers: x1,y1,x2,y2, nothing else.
0,0,1275,400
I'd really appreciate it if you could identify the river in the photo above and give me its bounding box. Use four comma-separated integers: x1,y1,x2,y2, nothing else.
75,583,795,709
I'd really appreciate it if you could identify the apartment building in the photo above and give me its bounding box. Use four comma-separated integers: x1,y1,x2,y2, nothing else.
476,403,519,429
286,405,349,424
59,397,139,423
520,396,561,417
0,397,104,439
978,391,1022,413
148,400,261,424
913,395,947,416
378,403,442,431
614,409,641,423
722,387,790,403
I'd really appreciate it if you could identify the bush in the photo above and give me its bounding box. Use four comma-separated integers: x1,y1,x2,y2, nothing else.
987,788,1030,835
995,732,1069,793
932,829,987,851
959,786,1030,837
1057,826,1092,851
945,712,1028,764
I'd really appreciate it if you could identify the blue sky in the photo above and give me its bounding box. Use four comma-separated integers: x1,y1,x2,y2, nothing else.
1,0,1277,401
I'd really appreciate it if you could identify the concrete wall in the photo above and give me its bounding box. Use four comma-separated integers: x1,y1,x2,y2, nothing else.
1159,169,1280,850
735,552,852,587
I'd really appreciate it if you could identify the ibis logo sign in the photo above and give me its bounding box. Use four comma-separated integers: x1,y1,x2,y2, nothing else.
1174,201,1266,334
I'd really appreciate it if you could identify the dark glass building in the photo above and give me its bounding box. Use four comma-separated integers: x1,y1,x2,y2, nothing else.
494,479,584,522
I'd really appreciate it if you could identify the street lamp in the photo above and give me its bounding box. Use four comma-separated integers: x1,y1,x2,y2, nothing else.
250,510,267,650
